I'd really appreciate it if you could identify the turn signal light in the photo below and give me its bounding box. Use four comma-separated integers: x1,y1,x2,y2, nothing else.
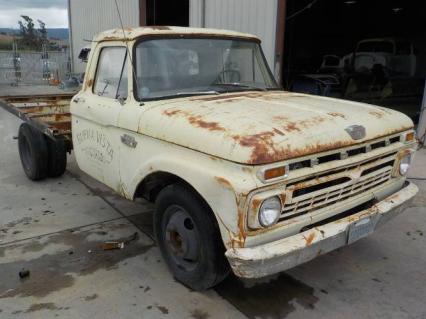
405,132,415,142
264,166,286,180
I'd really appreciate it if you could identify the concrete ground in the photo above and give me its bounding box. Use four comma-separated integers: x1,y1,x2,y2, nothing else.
1,88,426,319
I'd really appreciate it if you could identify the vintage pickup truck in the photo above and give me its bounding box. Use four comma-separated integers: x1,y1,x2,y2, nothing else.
0,27,419,290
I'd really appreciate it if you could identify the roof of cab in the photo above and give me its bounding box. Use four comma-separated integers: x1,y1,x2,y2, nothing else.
93,26,260,42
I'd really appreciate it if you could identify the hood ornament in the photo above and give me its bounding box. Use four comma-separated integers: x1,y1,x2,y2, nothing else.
345,125,366,140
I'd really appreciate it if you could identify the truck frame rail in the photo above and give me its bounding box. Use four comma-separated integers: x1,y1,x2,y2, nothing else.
0,93,74,150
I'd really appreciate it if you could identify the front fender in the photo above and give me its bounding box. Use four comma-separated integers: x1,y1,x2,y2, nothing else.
126,149,258,249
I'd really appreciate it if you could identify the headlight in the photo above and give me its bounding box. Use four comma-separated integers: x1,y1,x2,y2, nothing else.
258,196,282,227
399,153,412,175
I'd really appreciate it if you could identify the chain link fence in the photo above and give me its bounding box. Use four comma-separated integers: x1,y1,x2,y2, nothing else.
0,49,71,85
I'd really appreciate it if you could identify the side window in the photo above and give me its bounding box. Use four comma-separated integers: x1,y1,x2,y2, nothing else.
93,47,128,99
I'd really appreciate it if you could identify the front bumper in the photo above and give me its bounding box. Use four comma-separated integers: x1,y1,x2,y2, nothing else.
225,181,418,278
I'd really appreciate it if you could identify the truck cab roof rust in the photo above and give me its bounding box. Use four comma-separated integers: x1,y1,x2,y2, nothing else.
93,26,260,42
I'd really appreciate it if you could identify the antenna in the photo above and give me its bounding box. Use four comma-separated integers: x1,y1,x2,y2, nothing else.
114,0,139,98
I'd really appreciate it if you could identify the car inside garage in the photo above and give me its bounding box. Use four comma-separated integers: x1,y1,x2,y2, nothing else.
283,0,426,123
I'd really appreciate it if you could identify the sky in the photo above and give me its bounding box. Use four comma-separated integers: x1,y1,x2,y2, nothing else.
0,0,68,29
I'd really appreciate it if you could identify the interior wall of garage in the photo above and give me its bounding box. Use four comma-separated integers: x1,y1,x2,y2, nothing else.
189,0,278,73
68,0,140,73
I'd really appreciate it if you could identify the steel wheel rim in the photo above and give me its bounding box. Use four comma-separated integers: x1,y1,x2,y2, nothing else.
164,205,200,272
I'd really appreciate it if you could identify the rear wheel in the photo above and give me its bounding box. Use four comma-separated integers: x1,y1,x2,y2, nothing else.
18,123,48,181
154,183,229,290
46,137,67,177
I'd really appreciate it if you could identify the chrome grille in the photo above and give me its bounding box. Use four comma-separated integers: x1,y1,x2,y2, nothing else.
280,153,396,221
288,134,401,171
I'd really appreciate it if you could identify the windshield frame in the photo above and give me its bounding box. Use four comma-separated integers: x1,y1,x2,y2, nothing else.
132,35,280,102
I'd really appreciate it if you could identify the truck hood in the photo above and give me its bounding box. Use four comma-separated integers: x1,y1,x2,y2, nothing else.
139,91,413,165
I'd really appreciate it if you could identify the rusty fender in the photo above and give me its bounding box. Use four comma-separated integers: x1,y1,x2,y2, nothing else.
225,181,418,279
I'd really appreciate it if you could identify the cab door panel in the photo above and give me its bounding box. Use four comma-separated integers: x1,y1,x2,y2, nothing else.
71,44,128,190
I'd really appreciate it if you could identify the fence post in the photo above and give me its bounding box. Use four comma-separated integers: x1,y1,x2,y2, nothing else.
12,40,20,86
417,78,426,146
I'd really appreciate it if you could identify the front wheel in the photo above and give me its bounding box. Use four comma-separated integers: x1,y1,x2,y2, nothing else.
154,183,229,290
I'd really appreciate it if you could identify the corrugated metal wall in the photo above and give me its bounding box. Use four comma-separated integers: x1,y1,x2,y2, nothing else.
189,0,277,71
69,0,139,73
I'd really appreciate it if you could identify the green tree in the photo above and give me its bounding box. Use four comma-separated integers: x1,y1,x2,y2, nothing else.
19,15,37,49
18,16,50,50
37,19,47,45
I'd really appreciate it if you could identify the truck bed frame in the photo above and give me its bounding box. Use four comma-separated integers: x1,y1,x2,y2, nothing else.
0,93,74,151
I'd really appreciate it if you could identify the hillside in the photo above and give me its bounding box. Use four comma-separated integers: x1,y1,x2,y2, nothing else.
0,28,69,40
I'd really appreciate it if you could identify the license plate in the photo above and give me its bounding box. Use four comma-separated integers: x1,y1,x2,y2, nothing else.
347,217,375,244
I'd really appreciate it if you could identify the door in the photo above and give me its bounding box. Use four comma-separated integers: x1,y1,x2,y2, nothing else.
72,44,128,191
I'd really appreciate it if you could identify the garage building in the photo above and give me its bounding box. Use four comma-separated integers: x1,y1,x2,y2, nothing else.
68,0,425,140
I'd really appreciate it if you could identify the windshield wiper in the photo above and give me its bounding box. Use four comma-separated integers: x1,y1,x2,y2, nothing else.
141,90,220,101
211,83,267,91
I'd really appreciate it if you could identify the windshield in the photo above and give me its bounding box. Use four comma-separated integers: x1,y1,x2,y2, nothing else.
134,38,278,100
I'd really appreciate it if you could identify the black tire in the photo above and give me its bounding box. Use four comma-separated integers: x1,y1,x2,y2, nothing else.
154,183,230,290
46,137,67,177
18,123,48,181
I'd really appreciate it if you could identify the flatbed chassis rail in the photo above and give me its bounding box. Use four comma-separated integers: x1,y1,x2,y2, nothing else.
0,93,74,151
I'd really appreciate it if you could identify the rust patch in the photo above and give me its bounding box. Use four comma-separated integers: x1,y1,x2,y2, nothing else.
215,176,232,189
188,115,225,131
236,208,247,248
273,115,289,121
232,131,275,164
303,232,316,246
102,36,120,40
149,26,171,30
282,121,301,132
396,149,412,161
162,109,225,132
87,78,94,88
298,116,327,128
163,109,182,117
251,198,262,212
234,128,357,164
279,116,326,133
327,112,346,119
369,110,385,119
279,193,287,205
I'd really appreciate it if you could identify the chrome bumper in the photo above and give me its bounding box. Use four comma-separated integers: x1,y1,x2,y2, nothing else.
225,182,418,278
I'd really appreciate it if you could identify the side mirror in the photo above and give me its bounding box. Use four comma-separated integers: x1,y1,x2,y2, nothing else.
117,96,126,105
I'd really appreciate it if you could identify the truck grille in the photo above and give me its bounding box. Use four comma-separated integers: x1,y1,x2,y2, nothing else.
280,152,397,221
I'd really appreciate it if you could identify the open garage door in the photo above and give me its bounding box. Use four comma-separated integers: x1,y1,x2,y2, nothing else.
146,0,189,26
283,0,426,123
